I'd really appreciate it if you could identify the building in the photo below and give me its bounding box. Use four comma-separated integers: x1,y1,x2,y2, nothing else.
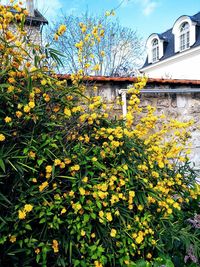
59,74,200,175
10,0,48,45
140,12,200,80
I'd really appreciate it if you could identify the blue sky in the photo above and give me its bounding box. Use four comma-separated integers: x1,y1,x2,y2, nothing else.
34,0,200,40
1,0,200,40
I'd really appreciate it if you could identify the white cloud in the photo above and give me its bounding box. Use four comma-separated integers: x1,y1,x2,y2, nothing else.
119,0,158,16
142,1,157,16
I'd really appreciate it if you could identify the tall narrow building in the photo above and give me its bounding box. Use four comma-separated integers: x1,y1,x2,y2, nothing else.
24,0,48,45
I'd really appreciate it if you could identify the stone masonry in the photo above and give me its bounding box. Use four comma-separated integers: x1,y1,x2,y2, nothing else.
70,76,200,176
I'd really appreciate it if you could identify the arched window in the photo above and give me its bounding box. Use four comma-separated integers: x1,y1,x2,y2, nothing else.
180,22,190,51
152,38,159,62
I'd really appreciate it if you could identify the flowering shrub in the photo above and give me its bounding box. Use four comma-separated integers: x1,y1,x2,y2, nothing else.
0,2,199,267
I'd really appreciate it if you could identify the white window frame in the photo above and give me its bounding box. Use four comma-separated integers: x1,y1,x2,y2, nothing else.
172,16,196,53
179,22,190,51
152,39,159,62
146,34,164,64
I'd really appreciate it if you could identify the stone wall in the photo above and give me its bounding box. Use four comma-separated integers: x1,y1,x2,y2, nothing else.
9,24,42,46
87,79,200,175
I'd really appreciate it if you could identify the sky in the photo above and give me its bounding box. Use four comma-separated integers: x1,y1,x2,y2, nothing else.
1,0,200,41
34,0,200,41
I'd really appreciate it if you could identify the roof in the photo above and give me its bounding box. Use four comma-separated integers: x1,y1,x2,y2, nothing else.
10,7,48,26
58,74,200,86
25,9,48,26
142,11,200,68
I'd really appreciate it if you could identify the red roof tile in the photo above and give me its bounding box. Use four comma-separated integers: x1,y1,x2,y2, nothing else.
58,75,200,85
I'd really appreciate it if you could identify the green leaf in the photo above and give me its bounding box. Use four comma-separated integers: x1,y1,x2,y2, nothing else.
0,192,11,205
135,259,150,267
96,201,102,209
91,213,96,219
165,259,174,267
0,159,5,172
83,214,90,223
25,224,32,230
39,218,46,224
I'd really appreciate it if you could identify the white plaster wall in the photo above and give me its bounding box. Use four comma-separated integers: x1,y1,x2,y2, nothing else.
142,49,200,79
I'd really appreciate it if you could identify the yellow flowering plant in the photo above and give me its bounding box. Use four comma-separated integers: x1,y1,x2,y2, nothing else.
0,2,199,267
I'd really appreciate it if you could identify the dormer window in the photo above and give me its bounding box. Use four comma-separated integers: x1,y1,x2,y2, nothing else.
146,34,164,64
172,15,196,53
152,39,159,62
180,22,190,51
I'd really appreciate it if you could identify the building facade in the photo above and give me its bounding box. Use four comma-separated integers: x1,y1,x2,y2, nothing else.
10,0,48,46
140,12,200,80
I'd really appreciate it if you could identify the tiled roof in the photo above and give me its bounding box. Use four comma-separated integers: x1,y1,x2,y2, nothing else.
26,9,48,25
142,11,200,68
58,74,200,85
10,7,48,26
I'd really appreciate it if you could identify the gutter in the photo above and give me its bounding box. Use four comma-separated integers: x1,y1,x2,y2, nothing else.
140,88,200,94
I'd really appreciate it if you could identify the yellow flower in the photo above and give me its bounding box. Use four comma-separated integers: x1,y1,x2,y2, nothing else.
18,209,26,220
52,240,59,253
79,187,86,196
28,101,35,108
123,164,128,170
110,228,117,237
93,64,100,71
64,108,71,117
4,116,12,123
46,165,52,173
8,77,16,84
100,51,105,57
129,191,135,198
43,93,50,102
16,111,23,118
74,164,80,171
82,176,88,183
146,253,152,259
167,208,173,214
0,134,6,141
7,86,14,93
54,159,61,166
32,178,37,183
41,80,47,85
173,202,181,210
61,208,67,214
152,171,159,178
60,162,65,169
91,233,96,238
54,33,59,41
94,261,103,267
80,229,86,236
23,105,30,113
24,204,33,212
28,151,36,158
64,158,71,164
35,248,40,254
105,11,110,16
135,235,144,244
39,181,49,192
106,212,112,222
9,235,16,243
69,190,74,197
74,203,82,211
58,24,67,35
99,210,104,218
138,205,144,211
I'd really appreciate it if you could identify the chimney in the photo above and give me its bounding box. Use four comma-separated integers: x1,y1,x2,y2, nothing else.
26,0,35,17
